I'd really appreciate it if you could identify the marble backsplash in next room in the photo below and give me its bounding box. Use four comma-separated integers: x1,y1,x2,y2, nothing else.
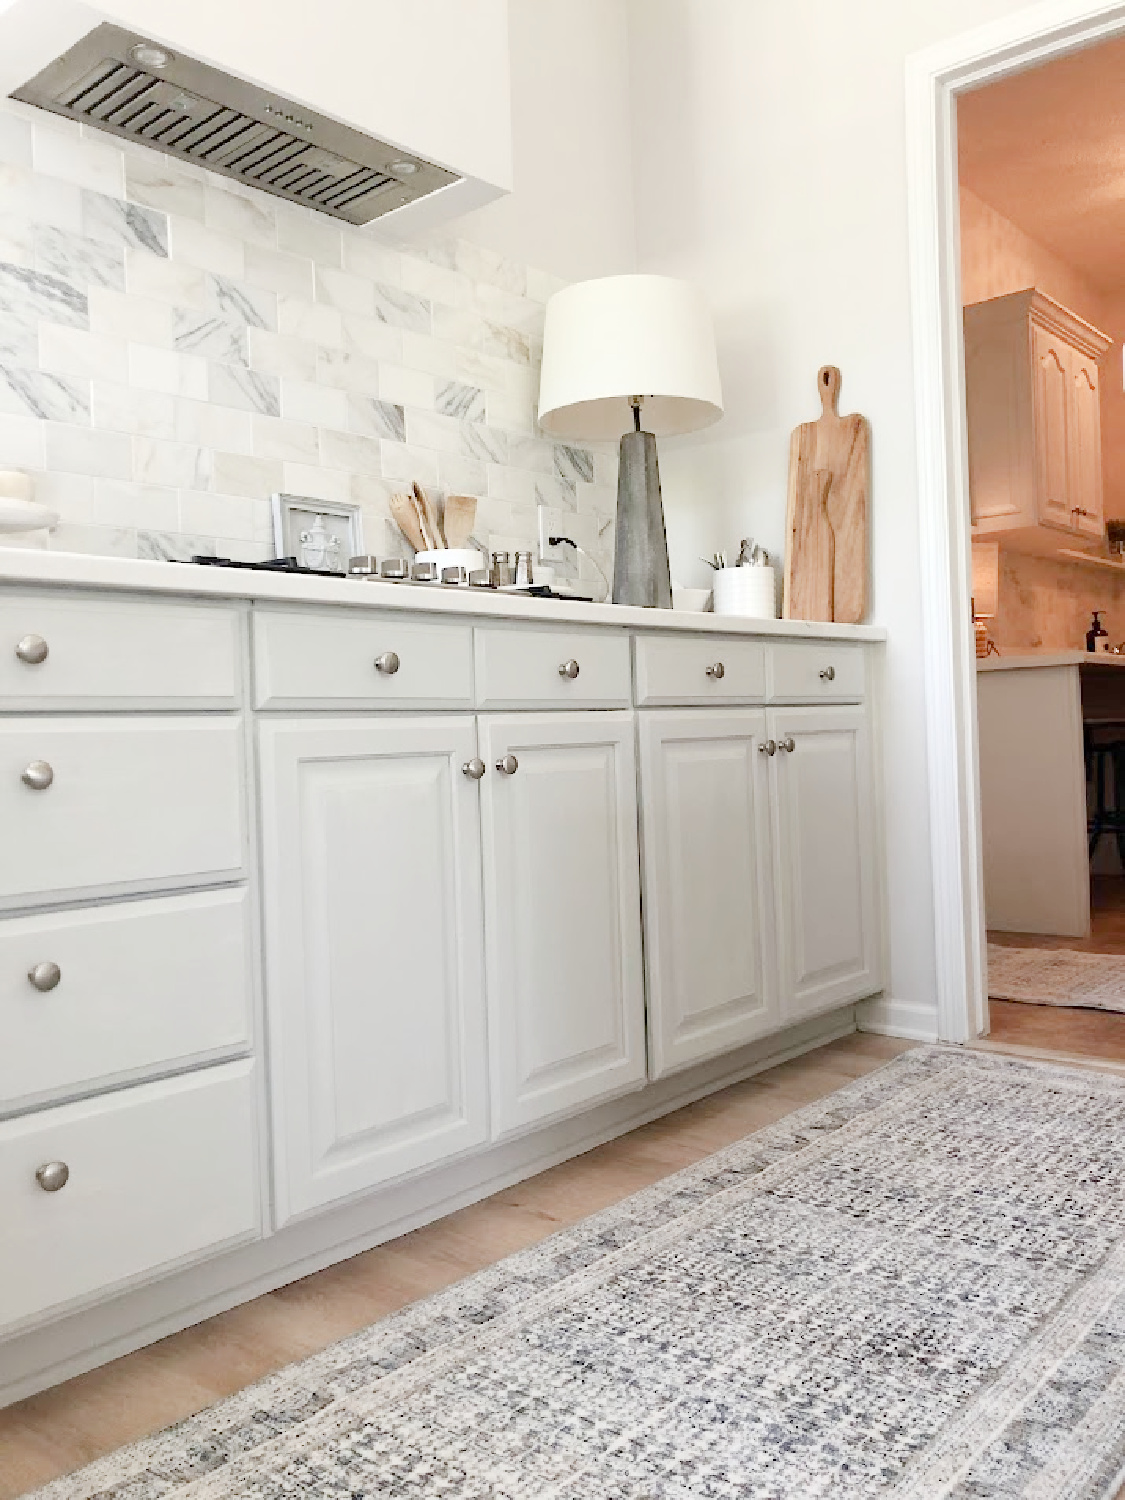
0,96,617,586
996,550,1125,651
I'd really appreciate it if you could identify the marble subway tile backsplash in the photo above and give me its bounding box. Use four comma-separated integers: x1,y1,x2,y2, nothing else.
0,99,614,584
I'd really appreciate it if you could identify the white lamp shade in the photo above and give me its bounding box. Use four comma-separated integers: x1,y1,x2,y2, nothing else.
537,274,723,441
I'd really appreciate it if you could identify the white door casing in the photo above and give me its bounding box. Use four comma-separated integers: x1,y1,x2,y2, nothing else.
478,711,646,1136
258,716,489,1225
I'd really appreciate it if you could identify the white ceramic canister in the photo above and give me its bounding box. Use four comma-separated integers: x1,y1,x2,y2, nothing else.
712,565,777,619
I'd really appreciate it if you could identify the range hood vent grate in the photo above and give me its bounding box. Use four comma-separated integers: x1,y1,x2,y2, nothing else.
12,24,459,225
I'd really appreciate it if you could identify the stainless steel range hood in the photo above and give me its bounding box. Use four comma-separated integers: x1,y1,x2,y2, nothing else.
12,22,460,225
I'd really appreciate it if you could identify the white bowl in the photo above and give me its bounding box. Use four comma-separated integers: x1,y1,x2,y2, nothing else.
672,586,712,612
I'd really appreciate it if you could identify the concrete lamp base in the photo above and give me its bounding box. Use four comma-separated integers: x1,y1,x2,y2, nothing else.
613,429,672,608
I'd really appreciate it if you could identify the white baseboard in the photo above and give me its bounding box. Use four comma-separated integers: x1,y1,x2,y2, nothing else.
856,995,940,1042
0,1007,856,1410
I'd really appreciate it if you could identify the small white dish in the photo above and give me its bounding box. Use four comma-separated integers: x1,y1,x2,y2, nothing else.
672,586,712,612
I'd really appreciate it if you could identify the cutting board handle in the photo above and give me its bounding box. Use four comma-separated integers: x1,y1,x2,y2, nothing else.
817,365,842,418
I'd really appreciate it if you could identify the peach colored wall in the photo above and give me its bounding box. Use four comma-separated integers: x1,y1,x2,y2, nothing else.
960,186,1125,650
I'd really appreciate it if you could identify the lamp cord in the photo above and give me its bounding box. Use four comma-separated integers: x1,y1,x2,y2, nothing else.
549,535,611,603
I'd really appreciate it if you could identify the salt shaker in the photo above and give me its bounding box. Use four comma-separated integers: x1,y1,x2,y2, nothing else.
490,550,513,587
514,550,534,587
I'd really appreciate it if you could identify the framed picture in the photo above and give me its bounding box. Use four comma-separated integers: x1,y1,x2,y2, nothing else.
271,494,364,574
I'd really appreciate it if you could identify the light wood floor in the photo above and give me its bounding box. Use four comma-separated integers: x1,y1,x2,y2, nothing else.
988,873,1125,1061
0,1032,912,1500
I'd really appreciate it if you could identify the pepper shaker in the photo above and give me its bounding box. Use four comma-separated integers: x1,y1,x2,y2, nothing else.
514,550,534,587
490,550,513,587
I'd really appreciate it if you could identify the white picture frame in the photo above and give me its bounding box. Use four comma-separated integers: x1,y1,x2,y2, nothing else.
271,494,364,574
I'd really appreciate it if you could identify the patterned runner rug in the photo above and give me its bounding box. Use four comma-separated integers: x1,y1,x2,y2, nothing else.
988,943,1125,1012
27,1048,1125,1499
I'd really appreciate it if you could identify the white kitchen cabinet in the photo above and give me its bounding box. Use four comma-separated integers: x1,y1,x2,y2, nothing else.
770,705,880,1020
965,288,1112,548
638,711,778,1078
258,716,489,1224
478,712,646,1136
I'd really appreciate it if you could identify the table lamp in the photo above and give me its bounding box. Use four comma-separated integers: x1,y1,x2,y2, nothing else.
537,274,723,607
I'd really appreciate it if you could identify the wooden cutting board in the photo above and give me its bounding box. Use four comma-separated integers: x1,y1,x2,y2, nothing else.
783,365,870,624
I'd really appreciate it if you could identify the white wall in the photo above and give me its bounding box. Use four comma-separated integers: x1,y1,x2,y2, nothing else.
626,0,1048,1032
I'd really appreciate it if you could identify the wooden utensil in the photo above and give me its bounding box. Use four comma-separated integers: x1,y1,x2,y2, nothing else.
413,481,444,549
443,493,477,550
783,365,869,624
389,491,426,552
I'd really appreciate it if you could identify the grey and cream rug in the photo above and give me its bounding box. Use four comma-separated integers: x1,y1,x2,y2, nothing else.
989,943,1125,1012
28,1047,1125,1499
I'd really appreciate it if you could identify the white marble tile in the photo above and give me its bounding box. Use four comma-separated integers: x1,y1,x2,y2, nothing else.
0,261,87,327
245,243,314,300
341,231,401,286
594,448,618,487
137,529,214,562
276,205,341,267
251,415,319,463
535,473,578,513
0,112,32,170
82,190,168,256
315,346,382,393
88,287,174,347
125,153,206,220
0,162,82,233
504,433,554,474
248,327,317,380
436,379,485,421
342,311,403,362
204,183,276,248
126,250,208,308
178,489,262,542
32,468,96,523
347,395,405,441
399,330,460,380
207,362,281,417
371,281,430,334
92,380,177,439
278,295,342,348
438,452,487,496
0,366,89,423
473,281,544,336
401,253,472,310
526,266,567,304
34,124,124,198
0,411,45,469
174,308,249,365
34,225,124,291
429,239,527,297
168,215,245,278
0,215,32,270
174,399,253,454
350,472,393,512
44,422,132,479
487,463,537,505
281,461,350,504
403,407,461,455
207,273,277,331
484,387,535,433
378,439,439,486
134,436,210,489
46,522,137,557
432,303,530,363
40,324,128,383
129,344,208,400
461,421,509,464
378,362,434,409
315,264,374,315
211,451,284,498
280,377,347,429
92,477,179,530
319,428,382,475
554,443,595,485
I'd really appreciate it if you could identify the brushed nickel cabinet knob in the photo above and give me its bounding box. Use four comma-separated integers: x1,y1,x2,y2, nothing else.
558,659,580,680
28,961,61,992
462,758,486,780
759,740,777,756
706,662,725,679
16,634,48,665
779,736,796,753
819,665,836,681
35,1161,69,1192
496,753,519,775
21,760,53,790
374,651,401,675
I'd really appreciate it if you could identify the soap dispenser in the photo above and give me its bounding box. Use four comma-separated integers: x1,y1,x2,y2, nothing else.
1088,610,1108,652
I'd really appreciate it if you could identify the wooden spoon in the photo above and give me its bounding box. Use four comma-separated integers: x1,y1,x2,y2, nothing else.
413,481,443,549
443,493,477,550
389,491,426,552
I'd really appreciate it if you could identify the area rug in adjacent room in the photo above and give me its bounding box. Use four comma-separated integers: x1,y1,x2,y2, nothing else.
27,1048,1125,1499
988,942,1125,1012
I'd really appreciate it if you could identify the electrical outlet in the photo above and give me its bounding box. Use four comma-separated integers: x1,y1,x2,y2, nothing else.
537,508,568,565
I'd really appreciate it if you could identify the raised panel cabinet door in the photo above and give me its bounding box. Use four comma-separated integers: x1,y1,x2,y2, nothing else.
479,712,645,1136
638,710,778,1079
1031,325,1073,530
964,323,1030,526
258,716,488,1225
1068,352,1104,538
769,704,881,1020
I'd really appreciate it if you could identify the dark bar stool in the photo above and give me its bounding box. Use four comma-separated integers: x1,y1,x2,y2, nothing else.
1085,720,1125,862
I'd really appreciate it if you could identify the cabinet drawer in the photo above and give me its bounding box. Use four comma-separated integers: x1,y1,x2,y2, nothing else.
769,642,865,701
0,717,245,908
0,592,240,709
475,627,631,709
634,635,767,706
0,889,253,1114
0,1060,259,1336
253,608,473,708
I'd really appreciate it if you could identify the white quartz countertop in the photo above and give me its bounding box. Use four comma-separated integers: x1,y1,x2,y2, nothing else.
978,650,1125,671
0,549,887,641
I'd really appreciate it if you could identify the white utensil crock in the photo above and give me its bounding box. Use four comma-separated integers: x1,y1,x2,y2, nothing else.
712,565,777,619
